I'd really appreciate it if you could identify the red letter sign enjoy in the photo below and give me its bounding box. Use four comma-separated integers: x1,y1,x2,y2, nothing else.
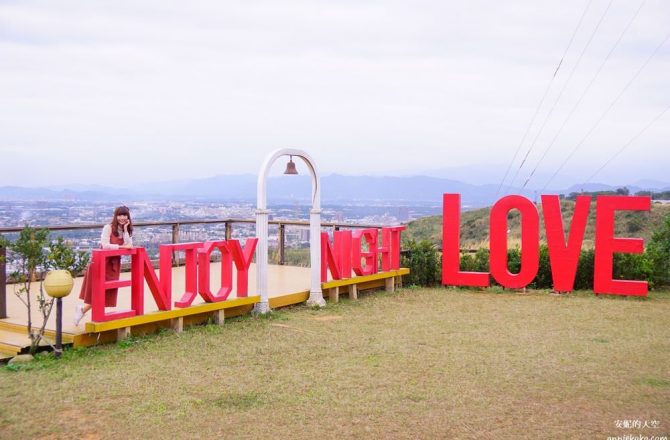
90,238,258,322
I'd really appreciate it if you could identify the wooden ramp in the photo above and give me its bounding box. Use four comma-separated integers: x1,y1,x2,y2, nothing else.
0,263,408,356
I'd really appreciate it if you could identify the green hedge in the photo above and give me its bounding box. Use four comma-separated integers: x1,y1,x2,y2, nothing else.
400,240,441,286
401,213,670,289
647,214,670,287
402,242,666,289
402,227,669,290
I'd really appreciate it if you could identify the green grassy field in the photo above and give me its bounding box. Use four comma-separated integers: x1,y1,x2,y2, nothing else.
1,287,669,439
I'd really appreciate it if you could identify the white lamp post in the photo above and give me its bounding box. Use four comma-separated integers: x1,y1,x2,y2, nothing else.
254,148,325,314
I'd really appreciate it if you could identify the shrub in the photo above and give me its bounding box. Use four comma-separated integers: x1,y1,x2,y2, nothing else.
506,248,521,276
646,213,670,287
574,248,595,290
459,253,478,272
532,245,553,289
613,252,654,290
401,239,441,286
473,248,490,273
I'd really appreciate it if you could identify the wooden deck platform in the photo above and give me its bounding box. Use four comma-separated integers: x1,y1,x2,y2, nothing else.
0,262,408,357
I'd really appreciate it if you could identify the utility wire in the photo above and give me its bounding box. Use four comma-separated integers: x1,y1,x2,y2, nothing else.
582,105,669,185
508,0,615,188
522,0,647,189
495,0,594,197
540,30,670,192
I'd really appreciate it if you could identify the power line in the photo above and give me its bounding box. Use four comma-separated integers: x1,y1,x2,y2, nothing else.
508,0,615,188
540,30,670,192
495,0,594,197
582,105,669,186
522,0,647,189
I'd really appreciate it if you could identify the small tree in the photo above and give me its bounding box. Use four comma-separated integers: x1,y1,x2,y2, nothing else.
8,227,89,355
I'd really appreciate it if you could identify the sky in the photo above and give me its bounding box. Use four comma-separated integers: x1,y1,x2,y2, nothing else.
1,0,669,190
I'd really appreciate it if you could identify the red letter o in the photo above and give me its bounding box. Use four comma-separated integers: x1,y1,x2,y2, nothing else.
490,195,539,288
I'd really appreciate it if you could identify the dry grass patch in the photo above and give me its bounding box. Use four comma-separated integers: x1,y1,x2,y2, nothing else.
1,288,669,439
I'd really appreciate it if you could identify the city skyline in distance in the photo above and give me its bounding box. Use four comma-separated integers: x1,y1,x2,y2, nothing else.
1,172,668,210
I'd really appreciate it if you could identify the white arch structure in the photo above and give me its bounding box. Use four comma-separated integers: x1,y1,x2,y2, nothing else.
254,148,326,313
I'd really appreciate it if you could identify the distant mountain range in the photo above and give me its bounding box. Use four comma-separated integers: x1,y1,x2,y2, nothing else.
0,174,668,208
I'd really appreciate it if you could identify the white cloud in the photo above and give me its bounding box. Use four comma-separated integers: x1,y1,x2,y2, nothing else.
0,0,668,187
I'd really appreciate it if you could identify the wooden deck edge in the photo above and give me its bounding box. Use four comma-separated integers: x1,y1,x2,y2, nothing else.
322,268,409,289
0,342,22,356
270,269,410,309
73,303,256,348
269,291,310,309
0,322,76,344
84,296,260,333
0,343,55,357
3,269,411,351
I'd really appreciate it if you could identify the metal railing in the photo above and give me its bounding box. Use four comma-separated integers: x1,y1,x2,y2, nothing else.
0,218,385,318
0,245,5,319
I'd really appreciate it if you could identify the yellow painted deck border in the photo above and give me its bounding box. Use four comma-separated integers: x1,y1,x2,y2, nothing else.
84,295,260,333
0,342,21,356
268,269,409,308
81,269,409,328
269,291,310,308
2,268,409,351
322,268,409,289
0,321,75,344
